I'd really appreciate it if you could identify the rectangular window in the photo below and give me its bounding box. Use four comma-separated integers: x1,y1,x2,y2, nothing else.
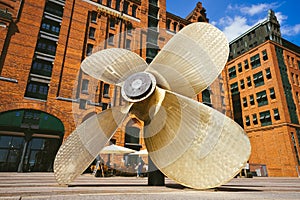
103,83,110,98
256,90,268,107
79,99,87,109
291,72,295,84
86,44,93,56
253,114,258,124
291,57,295,68
81,79,89,94
230,82,239,94
167,19,171,30
127,23,132,35
106,0,111,7
262,50,268,61
260,110,272,126
269,88,276,99
244,59,249,70
25,82,49,100
108,33,114,45
245,116,250,126
45,1,64,17
149,0,158,6
248,33,252,41
238,63,242,72
91,11,97,23
274,109,280,120
102,103,108,110
253,71,264,87
123,1,129,14
116,0,121,11
266,68,272,79
36,39,57,56
250,53,261,69
148,16,159,28
126,39,131,50
146,48,158,61
110,18,115,29
202,89,211,106
97,0,102,4
132,5,137,18
228,66,237,79
31,59,53,77
240,79,245,89
298,60,300,70
41,19,60,35
250,95,255,105
243,97,248,107
89,27,95,39
247,76,252,87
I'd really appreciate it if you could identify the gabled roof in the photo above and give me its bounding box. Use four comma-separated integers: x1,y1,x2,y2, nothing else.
185,2,208,22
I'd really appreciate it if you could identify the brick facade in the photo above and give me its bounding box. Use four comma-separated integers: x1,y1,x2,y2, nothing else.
224,10,300,177
0,0,221,172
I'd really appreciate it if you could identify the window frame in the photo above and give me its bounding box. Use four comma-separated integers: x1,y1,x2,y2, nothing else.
250,53,261,69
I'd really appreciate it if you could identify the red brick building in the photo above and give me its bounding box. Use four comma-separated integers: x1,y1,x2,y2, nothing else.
0,0,222,172
224,10,300,177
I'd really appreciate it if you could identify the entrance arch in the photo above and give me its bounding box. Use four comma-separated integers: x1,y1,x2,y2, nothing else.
0,109,64,172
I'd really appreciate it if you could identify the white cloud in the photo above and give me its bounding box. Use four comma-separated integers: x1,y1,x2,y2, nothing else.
210,21,217,26
241,4,271,16
215,1,300,42
228,3,281,16
281,24,300,36
274,12,288,24
221,16,252,42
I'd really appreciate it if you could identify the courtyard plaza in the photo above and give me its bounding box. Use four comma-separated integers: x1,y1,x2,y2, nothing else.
0,172,299,199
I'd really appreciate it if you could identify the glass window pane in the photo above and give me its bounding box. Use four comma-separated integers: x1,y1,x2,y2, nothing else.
0,136,12,148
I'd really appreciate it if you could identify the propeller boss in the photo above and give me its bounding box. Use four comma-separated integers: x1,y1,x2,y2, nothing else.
121,72,156,102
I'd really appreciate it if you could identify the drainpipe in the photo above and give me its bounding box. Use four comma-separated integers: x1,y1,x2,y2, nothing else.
57,0,76,97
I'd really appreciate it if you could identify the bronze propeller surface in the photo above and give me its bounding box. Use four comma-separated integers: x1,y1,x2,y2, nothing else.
53,22,251,189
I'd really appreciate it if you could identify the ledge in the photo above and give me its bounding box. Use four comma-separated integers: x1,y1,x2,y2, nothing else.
56,96,79,102
0,76,18,83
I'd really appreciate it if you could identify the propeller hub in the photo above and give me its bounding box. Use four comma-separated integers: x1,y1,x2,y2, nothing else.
121,72,156,102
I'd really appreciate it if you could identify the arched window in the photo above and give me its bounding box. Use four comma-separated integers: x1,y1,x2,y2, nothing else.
198,16,205,22
166,19,171,30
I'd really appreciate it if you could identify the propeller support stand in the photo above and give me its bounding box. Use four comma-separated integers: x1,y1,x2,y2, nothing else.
122,72,165,186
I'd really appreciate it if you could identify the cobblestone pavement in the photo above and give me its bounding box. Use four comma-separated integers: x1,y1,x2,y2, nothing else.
0,173,300,199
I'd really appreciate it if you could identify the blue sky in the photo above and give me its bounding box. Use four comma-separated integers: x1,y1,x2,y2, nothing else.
166,0,300,46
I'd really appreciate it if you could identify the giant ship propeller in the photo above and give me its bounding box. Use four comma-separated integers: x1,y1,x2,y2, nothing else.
53,22,251,189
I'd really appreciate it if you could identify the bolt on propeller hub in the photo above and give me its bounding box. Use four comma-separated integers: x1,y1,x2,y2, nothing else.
121,72,156,102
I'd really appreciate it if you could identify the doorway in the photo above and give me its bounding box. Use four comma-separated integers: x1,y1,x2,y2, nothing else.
0,109,64,172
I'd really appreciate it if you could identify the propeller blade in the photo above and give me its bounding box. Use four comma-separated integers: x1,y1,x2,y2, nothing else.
81,48,148,85
138,87,250,189
146,22,229,97
53,103,132,185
